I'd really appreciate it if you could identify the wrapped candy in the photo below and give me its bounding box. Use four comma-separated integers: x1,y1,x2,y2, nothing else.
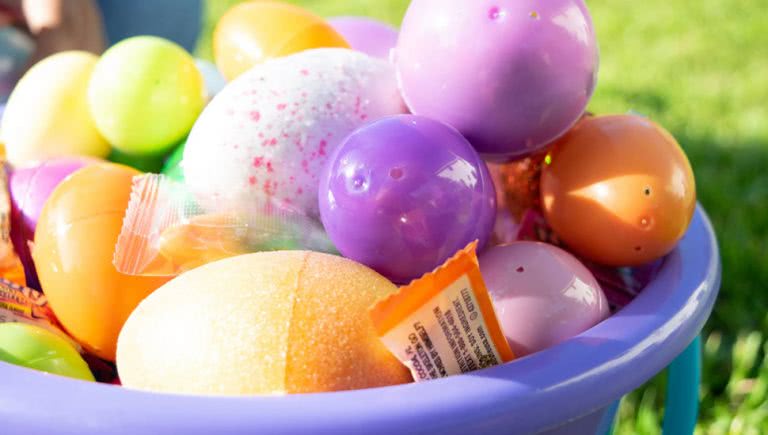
113,174,335,277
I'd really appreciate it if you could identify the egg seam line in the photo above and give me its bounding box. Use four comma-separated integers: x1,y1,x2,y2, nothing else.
283,251,312,393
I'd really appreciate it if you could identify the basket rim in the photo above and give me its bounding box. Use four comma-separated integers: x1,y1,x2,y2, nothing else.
0,205,720,435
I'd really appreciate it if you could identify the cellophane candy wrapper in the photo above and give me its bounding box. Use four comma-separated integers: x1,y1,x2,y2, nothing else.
113,174,337,277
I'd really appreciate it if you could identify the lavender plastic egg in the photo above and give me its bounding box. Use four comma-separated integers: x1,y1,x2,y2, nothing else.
319,115,496,284
9,157,94,289
396,0,598,161
480,242,609,357
329,17,398,60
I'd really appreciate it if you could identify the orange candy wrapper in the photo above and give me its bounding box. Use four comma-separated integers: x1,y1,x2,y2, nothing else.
369,242,514,381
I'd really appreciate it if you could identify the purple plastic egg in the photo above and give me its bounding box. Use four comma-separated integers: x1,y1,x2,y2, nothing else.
9,157,95,289
480,242,609,357
396,0,599,161
329,17,399,60
319,115,496,284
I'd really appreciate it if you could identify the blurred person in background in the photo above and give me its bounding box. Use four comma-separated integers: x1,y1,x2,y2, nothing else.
0,0,202,102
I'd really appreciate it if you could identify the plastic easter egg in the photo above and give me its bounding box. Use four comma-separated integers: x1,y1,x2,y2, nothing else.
1,51,110,165
117,251,411,395
87,36,205,156
329,17,398,60
32,163,170,361
213,1,349,81
0,323,94,381
195,59,226,100
108,148,165,173
9,157,96,289
396,0,598,161
541,114,697,267
162,140,186,182
480,242,609,356
184,48,405,218
319,115,496,284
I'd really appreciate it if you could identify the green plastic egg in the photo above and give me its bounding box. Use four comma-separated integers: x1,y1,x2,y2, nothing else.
161,140,186,182
0,323,95,381
108,148,165,173
87,36,205,156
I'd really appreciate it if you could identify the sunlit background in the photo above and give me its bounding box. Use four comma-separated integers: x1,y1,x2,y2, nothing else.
0,0,760,432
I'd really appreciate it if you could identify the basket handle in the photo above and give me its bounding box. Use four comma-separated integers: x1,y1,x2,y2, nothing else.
662,335,702,434
603,335,701,435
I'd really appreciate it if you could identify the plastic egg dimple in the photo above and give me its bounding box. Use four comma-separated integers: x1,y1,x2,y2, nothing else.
213,1,349,81
329,17,399,60
0,323,94,381
396,0,598,161
9,157,96,290
184,48,405,218
32,163,170,361
480,242,609,357
319,115,496,284
540,114,697,267
1,51,110,165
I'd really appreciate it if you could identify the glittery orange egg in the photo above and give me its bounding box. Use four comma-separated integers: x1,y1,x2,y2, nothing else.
117,251,411,395
541,114,696,267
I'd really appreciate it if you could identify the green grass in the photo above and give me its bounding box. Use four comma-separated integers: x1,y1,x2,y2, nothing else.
200,1,768,433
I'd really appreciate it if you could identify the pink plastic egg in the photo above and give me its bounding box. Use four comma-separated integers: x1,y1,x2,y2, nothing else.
480,242,609,357
9,157,95,288
396,0,598,160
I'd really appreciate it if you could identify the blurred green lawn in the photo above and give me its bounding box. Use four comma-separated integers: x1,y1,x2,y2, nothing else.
201,1,768,433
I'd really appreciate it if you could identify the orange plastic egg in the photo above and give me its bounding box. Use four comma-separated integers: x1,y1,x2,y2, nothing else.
541,114,696,267
213,1,349,81
32,163,170,361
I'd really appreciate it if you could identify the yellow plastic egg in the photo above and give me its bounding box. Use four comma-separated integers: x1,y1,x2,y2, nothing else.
213,1,349,81
1,51,110,165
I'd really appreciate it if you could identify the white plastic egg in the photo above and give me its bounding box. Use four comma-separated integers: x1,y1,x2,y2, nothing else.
183,48,405,217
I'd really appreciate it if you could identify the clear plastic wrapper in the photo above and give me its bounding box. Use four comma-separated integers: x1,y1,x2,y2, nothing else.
114,174,336,277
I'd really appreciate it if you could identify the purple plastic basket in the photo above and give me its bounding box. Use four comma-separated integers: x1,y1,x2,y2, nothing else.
0,206,720,435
